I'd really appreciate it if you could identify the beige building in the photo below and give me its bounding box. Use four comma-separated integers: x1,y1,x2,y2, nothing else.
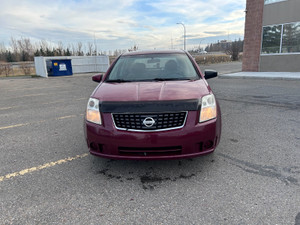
243,0,300,72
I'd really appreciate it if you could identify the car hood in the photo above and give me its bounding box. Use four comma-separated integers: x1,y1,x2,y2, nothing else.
92,80,210,102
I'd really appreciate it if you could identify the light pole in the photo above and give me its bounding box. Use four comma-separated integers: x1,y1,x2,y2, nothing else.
198,39,205,52
176,22,186,51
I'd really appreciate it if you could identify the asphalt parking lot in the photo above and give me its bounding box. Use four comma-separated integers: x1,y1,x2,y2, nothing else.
0,71,300,224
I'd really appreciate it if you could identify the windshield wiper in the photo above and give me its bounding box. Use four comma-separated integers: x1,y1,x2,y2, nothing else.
106,79,131,83
153,78,191,81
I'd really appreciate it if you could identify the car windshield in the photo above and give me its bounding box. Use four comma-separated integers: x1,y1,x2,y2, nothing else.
106,53,200,82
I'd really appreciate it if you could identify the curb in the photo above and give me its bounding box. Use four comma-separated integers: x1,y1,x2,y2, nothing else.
218,72,300,80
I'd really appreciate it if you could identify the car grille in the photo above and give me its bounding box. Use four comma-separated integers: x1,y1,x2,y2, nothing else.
112,112,187,131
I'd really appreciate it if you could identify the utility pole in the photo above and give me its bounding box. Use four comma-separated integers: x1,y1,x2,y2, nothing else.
176,22,186,51
94,32,97,72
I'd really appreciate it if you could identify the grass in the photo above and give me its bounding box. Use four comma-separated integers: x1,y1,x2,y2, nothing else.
0,67,36,77
193,54,232,65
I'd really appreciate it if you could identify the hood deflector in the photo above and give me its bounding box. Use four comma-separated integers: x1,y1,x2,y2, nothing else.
99,99,201,113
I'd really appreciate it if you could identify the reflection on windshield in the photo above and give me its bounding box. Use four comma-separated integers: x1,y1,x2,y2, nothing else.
106,53,200,82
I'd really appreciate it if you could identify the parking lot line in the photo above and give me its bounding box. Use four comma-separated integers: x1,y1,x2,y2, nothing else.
41,98,87,105
5,85,71,92
3,90,77,100
0,123,30,130
0,106,19,111
42,100,66,105
0,114,83,130
56,115,77,120
75,98,87,100
0,153,88,183
23,93,48,97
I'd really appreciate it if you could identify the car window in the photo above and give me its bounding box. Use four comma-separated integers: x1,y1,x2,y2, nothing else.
106,53,200,82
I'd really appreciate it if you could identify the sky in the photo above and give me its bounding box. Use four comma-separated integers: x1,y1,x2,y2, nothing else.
0,0,246,52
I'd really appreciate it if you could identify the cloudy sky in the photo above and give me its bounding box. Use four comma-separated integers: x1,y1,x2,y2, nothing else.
0,0,246,52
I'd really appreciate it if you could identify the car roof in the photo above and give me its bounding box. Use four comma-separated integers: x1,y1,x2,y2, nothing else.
121,49,186,56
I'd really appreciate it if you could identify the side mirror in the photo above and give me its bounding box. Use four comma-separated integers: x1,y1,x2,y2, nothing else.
204,70,218,79
92,74,103,83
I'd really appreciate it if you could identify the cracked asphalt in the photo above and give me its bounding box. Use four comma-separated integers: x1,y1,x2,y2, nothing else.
0,72,299,224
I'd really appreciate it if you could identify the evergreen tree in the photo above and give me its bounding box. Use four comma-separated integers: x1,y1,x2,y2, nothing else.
5,51,13,62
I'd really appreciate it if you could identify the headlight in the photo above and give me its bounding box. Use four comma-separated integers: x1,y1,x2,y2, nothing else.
86,98,102,125
199,94,217,123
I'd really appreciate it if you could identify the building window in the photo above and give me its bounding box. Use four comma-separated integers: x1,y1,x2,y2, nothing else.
261,25,282,54
264,0,287,5
282,22,300,53
262,22,300,54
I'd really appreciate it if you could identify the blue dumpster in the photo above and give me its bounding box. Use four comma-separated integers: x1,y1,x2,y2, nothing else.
50,59,73,76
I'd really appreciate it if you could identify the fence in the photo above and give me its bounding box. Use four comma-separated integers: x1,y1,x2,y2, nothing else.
0,62,35,77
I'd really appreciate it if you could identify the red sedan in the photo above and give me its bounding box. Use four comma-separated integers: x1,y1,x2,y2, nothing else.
84,50,221,160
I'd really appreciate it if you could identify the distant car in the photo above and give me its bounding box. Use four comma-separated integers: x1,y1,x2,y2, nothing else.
84,50,221,160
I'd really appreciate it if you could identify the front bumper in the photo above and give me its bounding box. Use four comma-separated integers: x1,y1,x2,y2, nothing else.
84,111,221,160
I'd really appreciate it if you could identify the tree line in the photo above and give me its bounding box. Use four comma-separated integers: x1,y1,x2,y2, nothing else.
188,39,244,61
0,37,127,63
205,39,244,61
0,37,244,63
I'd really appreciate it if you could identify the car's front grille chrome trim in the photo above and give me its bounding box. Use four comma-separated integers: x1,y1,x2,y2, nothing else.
112,111,188,132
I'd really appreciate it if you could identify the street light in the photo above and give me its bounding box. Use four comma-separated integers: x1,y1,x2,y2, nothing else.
198,39,205,52
176,22,186,51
